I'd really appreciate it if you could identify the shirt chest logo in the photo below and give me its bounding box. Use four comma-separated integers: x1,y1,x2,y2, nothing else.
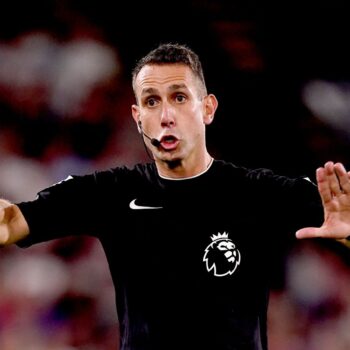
129,198,163,210
203,232,241,277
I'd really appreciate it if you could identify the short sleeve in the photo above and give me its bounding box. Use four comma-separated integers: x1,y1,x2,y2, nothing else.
16,173,102,247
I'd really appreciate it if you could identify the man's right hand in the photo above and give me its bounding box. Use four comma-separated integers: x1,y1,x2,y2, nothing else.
0,200,29,246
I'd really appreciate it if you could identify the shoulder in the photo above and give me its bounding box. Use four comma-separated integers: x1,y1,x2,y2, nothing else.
213,159,274,181
93,162,158,187
213,159,316,191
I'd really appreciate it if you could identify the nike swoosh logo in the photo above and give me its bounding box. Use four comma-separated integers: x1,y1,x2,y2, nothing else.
129,199,163,210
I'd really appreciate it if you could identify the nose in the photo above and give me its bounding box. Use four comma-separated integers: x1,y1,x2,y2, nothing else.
160,102,175,128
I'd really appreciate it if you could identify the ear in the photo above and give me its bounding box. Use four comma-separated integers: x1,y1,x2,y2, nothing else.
132,104,141,133
202,94,218,125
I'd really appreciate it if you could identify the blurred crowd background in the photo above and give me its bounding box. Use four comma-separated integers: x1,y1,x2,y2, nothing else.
1,1,350,349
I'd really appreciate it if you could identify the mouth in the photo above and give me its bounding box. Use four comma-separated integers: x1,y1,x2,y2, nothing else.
159,135,180,150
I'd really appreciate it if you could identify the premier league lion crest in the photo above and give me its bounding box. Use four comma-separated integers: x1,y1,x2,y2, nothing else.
203,232,241,277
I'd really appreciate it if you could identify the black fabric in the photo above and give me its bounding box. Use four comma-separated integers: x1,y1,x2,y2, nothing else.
16,160,323,350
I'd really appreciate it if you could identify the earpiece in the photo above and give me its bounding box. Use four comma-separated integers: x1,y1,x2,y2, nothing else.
137,120,142,133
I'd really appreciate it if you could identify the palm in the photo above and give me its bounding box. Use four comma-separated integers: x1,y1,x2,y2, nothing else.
296,162,350,240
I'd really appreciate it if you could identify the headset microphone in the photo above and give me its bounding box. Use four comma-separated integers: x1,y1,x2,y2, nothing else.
148,135,161,148
138,121,161,147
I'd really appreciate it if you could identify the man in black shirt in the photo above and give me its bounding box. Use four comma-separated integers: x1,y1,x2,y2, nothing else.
1,43,350,350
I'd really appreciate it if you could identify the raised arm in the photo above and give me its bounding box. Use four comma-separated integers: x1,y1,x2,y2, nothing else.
296,161,350,241
0,199,30,246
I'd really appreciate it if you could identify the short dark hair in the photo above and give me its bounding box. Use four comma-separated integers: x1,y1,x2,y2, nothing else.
132,43,207,97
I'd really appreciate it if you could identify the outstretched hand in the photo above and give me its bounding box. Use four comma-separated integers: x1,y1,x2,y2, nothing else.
0,200,29,246
296,162,350,240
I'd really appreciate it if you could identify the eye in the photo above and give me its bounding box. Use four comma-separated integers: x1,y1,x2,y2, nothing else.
146,97,158,107
218,241,234,251
218,242,229,251
175,94,186,103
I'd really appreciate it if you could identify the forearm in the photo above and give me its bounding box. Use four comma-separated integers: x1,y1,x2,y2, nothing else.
0,199,30,246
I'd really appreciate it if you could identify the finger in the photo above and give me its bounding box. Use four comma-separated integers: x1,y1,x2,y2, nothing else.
335,162,350,194
325,161,343,196
316,167,332,204
296,227,321,239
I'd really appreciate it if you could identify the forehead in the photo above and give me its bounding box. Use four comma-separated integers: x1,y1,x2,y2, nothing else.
135,64,197,93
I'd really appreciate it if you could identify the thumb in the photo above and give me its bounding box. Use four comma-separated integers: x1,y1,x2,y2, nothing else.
0,208,4,223
0,200,12,223
295,227,321,239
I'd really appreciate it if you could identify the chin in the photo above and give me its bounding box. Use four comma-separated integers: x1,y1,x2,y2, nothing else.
166,159,182,169
158,152,182,167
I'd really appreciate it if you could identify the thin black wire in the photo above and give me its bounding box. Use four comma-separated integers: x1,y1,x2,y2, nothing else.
140,134,155,161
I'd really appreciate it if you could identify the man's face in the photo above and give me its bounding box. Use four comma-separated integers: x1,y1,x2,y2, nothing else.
132,64,212,164
217,240,237,263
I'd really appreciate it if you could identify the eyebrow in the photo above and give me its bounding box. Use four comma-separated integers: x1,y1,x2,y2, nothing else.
168,83,187,91
141,87,157,96
141,84,188,97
